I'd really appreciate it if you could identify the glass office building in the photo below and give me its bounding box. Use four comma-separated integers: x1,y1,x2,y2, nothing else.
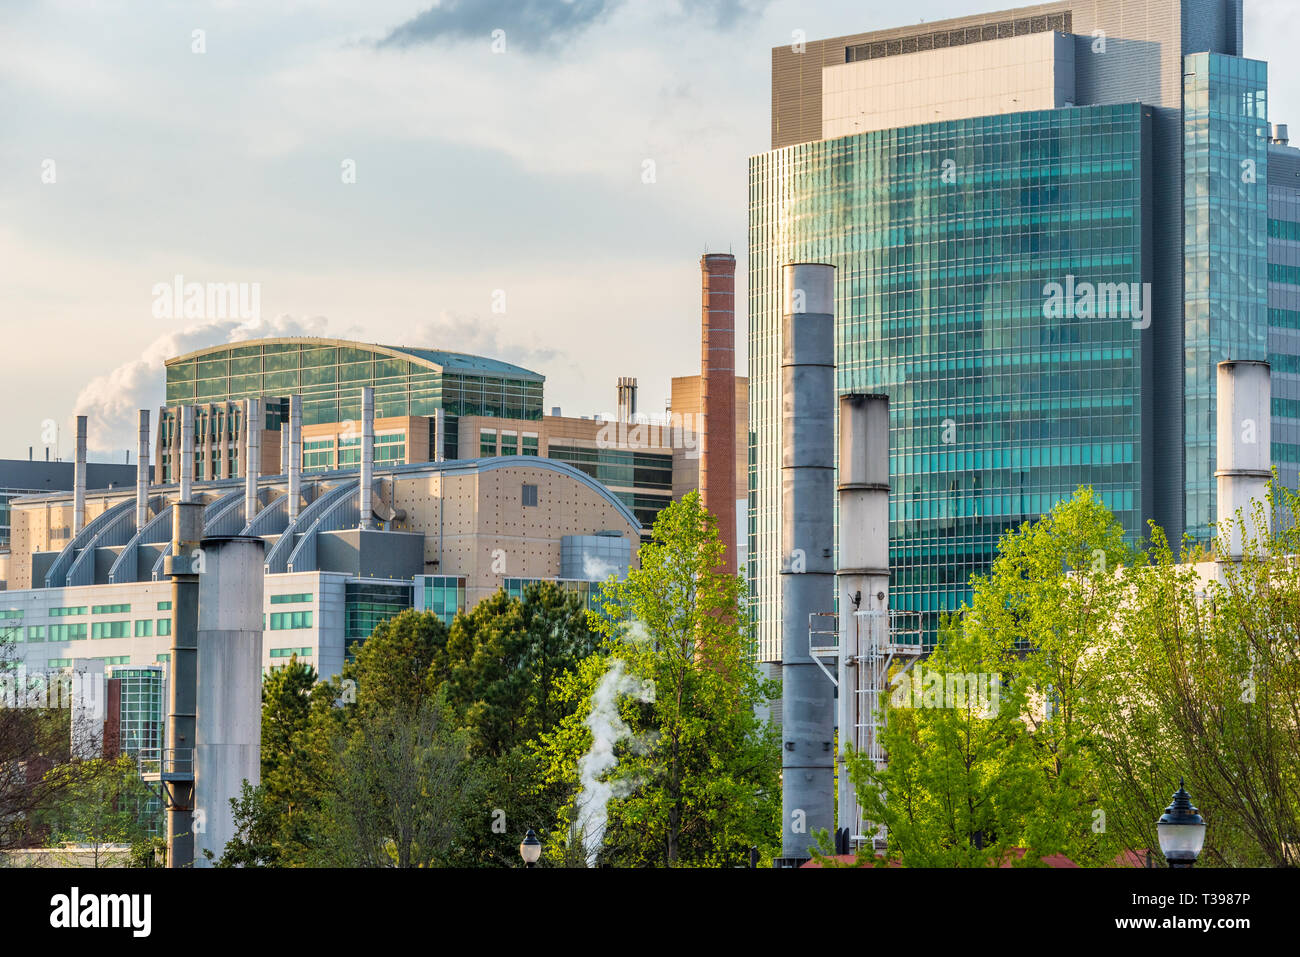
1183,54,1270,544
749,103,1153,656
159,339,544,482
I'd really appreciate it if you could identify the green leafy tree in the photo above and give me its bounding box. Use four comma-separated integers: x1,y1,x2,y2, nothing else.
540,491,781,867
37,755,157,866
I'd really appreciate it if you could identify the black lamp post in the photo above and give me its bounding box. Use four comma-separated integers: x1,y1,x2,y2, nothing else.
1157,779,1206,869
519,829,541,868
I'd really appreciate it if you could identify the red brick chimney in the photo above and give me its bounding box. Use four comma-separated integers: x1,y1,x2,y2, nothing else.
700,253,737,575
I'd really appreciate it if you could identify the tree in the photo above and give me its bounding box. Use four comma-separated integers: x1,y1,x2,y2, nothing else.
316,691,473,868
36,755,157,866
539,491,781,866
0,629,99,851
846,488,1141,866
441,582,601,866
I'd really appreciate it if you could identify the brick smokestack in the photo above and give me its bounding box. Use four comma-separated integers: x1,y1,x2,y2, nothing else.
701,253,737,575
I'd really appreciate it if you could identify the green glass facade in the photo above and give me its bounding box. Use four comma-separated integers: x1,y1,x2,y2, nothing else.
1183,54,1270,544
344,581,413,651
749,103,1151,656
160,340,544,481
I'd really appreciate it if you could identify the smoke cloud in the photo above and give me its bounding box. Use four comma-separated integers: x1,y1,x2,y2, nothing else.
70,314,330,459
573,657,655,866
380,0,766,52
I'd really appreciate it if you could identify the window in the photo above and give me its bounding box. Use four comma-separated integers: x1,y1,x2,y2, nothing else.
0,609,22,620
99,656,130,666
157,601,172,611
92,621,130,639
479,429,497,457
92,604,131,615
47,658,72,668
135,620,153,637
269,647,313,658
270,593,313,605
500,433,518,456
49,624,87,640
49,606,87,617
522,435,539,456
522,484,538,507
157,619,171,636
270,610,313,630
156,653,170,663
26,626,45,642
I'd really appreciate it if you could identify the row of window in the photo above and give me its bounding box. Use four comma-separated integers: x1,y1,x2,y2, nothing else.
270,593,313,605
20,619,172,642
269,611,313,630
268,647,313,658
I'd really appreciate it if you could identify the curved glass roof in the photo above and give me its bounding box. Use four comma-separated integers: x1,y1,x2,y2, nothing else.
166,337,544,382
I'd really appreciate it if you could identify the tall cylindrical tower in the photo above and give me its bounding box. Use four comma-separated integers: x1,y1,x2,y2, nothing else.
1216,360,1272,560
836,393,890,842
194,535,265,867
779,262,836,863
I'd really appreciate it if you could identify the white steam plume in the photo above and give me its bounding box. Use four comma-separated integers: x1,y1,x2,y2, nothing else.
69,314,332,458
573,657,655,866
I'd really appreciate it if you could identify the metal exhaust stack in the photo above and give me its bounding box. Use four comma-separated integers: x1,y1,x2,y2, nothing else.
779,262,836,864
288,395,302,525
164,500,203,867
360,386,375,530
1216,360,1272,561
180,405,195,503
72,416,87,536
836,393,891,845
434,408,446,462
617,377,638,422
136,410,151,532
244,397,261,522
194,534,265,866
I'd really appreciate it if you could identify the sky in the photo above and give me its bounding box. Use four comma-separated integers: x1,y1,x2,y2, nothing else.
2,0,1298,461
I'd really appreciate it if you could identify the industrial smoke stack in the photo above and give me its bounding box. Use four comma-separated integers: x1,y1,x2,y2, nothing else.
280,418,289,476
360,386,375,530
434,408,446,462
180,405,195,502
288,395,302,525
701,253,738,576
136,410,150,532
617,377,638,422
836,394,891,843
1215,360,1272,560
779,262,836,863
193,535,265,867
72,415,87,536
164,499,203,867
244,397,261,522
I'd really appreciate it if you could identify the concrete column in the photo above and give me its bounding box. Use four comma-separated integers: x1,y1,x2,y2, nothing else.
701,253,737,575
1216,360,1272,560
194,535,265,867
779,262,836,863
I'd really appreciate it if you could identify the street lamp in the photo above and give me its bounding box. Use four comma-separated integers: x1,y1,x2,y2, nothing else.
1157,778,1206,869
519,829,541,868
